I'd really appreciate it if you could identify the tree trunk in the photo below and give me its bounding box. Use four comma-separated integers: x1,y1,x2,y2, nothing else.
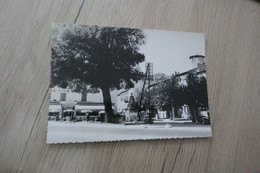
174,107,179,118
101,86,114,123
190,106,198,123
170,107,174,120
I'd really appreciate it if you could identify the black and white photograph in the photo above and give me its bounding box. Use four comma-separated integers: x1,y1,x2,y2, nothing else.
47,23,212,143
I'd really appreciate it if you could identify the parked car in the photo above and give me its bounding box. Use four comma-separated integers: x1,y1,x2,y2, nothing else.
85,111,100,121
63,109,74,122
74,115,86,122
74,111,87,122
199,116,210,125
48,112,59,121
142,113,154,124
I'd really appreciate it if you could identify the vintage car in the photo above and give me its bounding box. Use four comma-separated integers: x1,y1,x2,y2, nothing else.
48,102,62,121
74,110,90,122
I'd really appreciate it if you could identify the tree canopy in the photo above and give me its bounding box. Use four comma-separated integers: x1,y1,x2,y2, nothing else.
137,73,209,121
51,24,145,89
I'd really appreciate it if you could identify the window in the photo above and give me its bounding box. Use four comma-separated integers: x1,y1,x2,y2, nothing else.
60,93,66,101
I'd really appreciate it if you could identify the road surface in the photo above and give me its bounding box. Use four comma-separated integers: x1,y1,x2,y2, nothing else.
47,121,212,143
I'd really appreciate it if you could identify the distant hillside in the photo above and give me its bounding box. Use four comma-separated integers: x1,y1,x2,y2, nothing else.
153,73,170,82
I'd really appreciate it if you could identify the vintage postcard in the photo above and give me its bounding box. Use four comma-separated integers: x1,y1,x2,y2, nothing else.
47,23,212,143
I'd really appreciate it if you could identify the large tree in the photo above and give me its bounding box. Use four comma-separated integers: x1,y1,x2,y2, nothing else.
51,24,146,122
184,73,209,122
163,73,208,121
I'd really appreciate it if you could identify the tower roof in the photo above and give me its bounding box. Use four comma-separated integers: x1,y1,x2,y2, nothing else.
189,55,205,59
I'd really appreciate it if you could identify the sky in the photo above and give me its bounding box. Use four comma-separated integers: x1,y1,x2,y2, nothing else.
52,24,205,76
138,29,205,76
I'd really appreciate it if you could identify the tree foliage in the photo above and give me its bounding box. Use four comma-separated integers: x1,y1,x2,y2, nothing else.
184,74,209,109
137,73,209,121
51,25,146,89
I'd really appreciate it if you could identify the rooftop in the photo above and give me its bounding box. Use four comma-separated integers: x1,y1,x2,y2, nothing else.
189,55,205,59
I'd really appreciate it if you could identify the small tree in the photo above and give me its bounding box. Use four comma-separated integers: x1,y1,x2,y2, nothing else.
136,75,184,119
161,76,186,119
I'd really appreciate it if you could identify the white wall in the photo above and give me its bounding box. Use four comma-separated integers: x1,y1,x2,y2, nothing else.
158,110,167,119
50,90,81,102
191,57,205,68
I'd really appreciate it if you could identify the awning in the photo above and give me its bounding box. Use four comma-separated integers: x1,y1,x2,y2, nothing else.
60,101,77,107
81,110,93,113
75,105,114,111
49,105,61,113
63,109,74,112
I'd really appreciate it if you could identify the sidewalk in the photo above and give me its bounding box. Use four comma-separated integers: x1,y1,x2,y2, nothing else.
154,118,192,124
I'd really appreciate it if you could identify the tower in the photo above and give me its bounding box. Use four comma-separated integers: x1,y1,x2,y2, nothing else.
189,55,205,68
146,62,153,81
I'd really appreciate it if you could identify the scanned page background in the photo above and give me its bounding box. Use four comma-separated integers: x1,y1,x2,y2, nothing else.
0,0,259,172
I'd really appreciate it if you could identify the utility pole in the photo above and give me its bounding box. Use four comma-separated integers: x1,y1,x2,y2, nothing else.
146,62,153,124
139,62,153,123
138,66,148,121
